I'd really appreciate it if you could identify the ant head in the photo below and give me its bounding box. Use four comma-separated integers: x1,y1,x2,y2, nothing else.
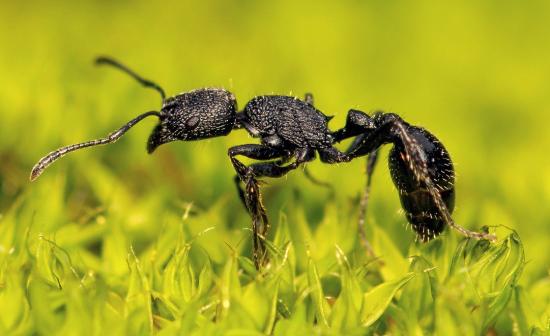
147,88,237,153
30,58,238,181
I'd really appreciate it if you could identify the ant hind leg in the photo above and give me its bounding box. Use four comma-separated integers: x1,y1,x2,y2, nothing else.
390,121,497,242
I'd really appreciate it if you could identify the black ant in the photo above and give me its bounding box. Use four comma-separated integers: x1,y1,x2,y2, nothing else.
30,57,496,269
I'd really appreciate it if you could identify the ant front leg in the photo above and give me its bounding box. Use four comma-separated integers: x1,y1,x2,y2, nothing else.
229,145,314,268
228,145,287,268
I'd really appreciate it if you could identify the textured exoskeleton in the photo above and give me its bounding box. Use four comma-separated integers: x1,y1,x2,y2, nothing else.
30,57,496,269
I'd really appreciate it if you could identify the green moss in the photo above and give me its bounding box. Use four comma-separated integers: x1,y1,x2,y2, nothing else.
1,0,549,333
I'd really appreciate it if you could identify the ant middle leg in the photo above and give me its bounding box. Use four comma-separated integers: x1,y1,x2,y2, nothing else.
300,93,334,192
357,150,379,256
317,142,381,254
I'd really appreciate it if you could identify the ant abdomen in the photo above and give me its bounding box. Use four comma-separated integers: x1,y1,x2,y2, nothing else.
388,126,455,241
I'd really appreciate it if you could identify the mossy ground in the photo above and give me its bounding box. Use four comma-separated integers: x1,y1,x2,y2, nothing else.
0,1,549,334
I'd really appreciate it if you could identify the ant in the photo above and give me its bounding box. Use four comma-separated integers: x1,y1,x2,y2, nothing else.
30,57,496,269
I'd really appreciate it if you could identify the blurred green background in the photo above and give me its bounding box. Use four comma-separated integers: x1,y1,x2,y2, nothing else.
0,0,549,334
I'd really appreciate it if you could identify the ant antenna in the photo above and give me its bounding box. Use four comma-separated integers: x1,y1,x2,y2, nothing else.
95,56,166,101
30,111,161,181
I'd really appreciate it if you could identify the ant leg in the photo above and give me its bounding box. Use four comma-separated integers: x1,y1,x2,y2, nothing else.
338,119,403,251
249,147,315,179
347,116,495,242
318,140,382,253
95,56,166,101
299,93,337,191
301,125,335,192
318,147,351,164
248,156,307,178
229,146,316,268
293,141,334,192
341,113,495,242
228,144,297,269
317,145,380,254
233,175,246,208
294,97,336,191
340,125,392,254
229,145,289,208
245,148,317,242
358,150,379,256
229,144,286,205
388,121,497,242
229,145,285,269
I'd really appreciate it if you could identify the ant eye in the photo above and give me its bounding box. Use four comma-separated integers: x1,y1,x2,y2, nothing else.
186,116,200,129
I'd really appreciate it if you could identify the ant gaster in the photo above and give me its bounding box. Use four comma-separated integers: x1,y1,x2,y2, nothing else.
30,57,496,269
